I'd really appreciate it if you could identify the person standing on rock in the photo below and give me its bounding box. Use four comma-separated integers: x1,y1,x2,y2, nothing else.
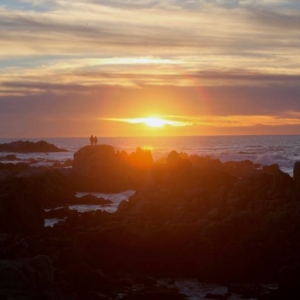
94,136,98,145
90,135,94,146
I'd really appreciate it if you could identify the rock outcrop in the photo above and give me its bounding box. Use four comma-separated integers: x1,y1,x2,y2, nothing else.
72,145,153,192
0,255,62,300
0,140,68,153
1,145,300,299
0,177,44,233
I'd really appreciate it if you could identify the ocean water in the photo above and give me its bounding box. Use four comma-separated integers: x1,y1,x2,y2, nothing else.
1,135,300,176
44,190,135,227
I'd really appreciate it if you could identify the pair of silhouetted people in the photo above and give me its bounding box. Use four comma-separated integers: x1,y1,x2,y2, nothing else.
90,135,98,146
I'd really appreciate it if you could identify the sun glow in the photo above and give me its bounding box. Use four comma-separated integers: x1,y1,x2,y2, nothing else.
100,116,192,130
127,117,190,128
144,117,166,127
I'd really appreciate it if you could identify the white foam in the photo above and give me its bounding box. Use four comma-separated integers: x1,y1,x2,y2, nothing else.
76,190,135,202
44,190,136,227
44,218,66,227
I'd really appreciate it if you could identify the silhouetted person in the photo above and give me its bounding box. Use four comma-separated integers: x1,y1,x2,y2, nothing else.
94,136,98,145
90,135,94,146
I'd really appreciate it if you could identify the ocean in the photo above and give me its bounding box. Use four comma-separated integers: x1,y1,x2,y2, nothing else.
1,135,300,176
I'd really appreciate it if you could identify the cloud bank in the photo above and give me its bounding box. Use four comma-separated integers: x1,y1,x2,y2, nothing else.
0,0,300,137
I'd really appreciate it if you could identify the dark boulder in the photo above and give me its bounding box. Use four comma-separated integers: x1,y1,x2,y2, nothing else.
205,292,231,299
72,145,153,192
293,162,300,183
74,194,112,205
128,147,153,169
278,263,300,298
73,145,132,192
167,151,182,168
121,286,187,300
24,168,76,208
0,154,19,161
0,163,30,182
228,284,267,299
166,151,192,172
293,162,300,199
44,207,70,219
0,255,62,300
0,177,44,233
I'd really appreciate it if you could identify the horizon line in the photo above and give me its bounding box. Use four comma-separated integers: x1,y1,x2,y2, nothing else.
1,133,300,140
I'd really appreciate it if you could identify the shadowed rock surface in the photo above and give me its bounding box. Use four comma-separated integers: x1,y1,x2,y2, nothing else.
0,255,62,300
0,177,44,233
1,145,300,299
72,145,153,192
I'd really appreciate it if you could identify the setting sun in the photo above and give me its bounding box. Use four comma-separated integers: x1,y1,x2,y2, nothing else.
101,117,192,130
131,117,192,128
144,117,166,127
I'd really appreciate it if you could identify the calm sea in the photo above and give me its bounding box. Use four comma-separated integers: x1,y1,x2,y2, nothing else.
1,135,300,176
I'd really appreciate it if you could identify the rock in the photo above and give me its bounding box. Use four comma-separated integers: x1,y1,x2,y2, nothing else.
167,278,176,285
206,208,219,220
228,284,266,298
72,145,152,192
44,207,70,219
0,140,68,153
293,161,300,199
0,256,61,300
278,263,300,298
205,292,231,299
4,238,28,259
167,151,182,170
0,177,44,233
2,146,300,299
135,275,157,286
28,255,55,282
263,164,280,173
121,286,187,300
117,200,132,214
24,168,76,208
128,147,154,169
166,151,192,172
53,162,63,167
0,163,30,182
73,145,128,192
293,162,300,182
75,194,112,205
0,154,19,161
63,159,73,167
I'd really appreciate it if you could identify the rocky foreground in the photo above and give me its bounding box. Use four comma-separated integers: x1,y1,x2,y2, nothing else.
1,144,300,299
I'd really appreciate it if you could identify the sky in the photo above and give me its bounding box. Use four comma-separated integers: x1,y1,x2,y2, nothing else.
1,0,300,138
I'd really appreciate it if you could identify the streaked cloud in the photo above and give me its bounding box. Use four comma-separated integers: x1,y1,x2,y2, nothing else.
102,113,300,129
101,116,192,127
0,0,300,136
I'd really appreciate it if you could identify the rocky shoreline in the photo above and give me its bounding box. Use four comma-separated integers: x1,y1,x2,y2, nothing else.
1,144,300,299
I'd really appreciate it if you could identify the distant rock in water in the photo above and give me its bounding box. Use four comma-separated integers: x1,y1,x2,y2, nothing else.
0,140,68,153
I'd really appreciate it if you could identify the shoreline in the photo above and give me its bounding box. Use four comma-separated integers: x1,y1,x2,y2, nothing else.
1,143,300,299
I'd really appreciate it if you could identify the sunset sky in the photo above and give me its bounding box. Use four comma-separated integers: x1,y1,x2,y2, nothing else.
1,0,300,137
